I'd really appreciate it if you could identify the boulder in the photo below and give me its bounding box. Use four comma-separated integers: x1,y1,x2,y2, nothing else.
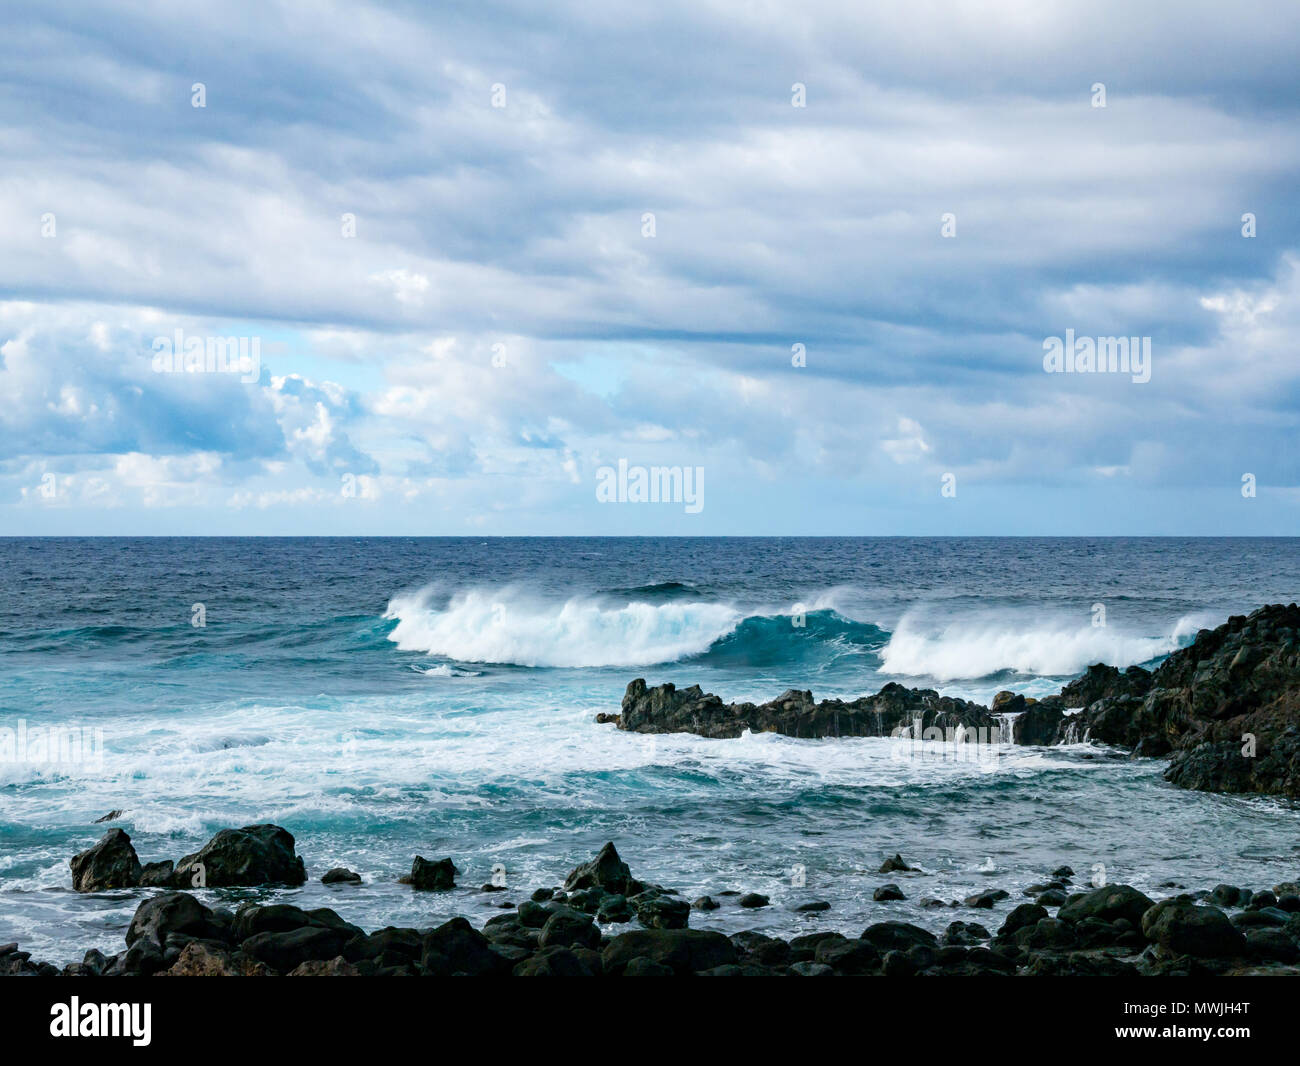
1244,928,1300,962
174,824,306,887
537,907,600,951
241,926,353,973
126,892,219,950
814,938,879,974
562,842,631,894
964,888,1009,909
139,860,175,887
860,922,937,954
322,867,362,884
998,903,1048,938
602,928,736,976
596,894,633,923
408,855,458,890
70,828,142,891
1141,901,1247,958
632,893,690,930
342,927,424,967
420,917,510,976
1058,885,1155,927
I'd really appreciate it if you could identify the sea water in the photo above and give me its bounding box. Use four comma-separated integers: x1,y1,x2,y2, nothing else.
1,536,1298,963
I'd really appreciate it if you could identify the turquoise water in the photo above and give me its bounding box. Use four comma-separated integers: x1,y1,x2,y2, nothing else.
2,537,1299,962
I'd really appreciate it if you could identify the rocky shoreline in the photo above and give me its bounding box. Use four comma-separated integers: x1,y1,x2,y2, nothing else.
4,829,1300,976
7,602,1300,977
607,603,1300,798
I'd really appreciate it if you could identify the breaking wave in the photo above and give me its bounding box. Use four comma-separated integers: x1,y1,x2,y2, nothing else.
878,612,1209,681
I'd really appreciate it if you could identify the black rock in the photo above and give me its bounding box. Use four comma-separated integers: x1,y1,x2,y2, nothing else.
964,888,1009,909
241,926,352,973
139,860,174,887
421,916,510,976
1244,928,1300,962
1058,884,1155,927
881,949,916,977
342,927,423,967
617,678,996,740
1013,917,1078,951
517,900,550,928
1141,900,1247,958
563,842,632,895
409,855,458,891
537,906,600,951
565,886,607,913
691,895,719,911
814,938,879,974
70,828,142,892
624,957,676,976
731,931,791,966
127,892,219,950
998,903,1048,938
174,824,307,887
879,853,913,873
602,929,736,976
514,946,597,976
1211,884,1247,908
596,894,633,923
941,921,990,946
633,893,690,929
860,921,937,953
738,893,769,909
322,867,362,884
874,884,905,902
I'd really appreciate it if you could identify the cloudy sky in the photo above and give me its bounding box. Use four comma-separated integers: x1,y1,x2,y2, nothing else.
3,0,1299,534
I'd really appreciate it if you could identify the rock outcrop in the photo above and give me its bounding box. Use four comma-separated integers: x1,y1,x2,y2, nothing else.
174,824,307,887
69,823,310,893
27,843,1300,977
617,679,996,740
70,828,143,892
608,603,1300,798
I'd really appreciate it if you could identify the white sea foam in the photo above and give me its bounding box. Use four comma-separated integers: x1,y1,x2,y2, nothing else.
879,612,1211,681
385,586,741,667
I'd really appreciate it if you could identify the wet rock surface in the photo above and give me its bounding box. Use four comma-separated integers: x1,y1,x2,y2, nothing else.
16,840,1300,976
609,603,1300,798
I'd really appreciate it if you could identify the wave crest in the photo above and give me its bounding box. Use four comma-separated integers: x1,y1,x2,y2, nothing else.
879,613,1209,681
385,587,741,668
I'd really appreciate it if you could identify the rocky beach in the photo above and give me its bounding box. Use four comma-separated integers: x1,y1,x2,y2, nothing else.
4,830,1300,977
6,603,1300,978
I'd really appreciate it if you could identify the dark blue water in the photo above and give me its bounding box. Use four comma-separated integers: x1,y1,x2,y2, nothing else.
2,537,1299,962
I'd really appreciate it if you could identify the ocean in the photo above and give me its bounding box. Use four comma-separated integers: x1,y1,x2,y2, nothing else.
2,536,1299,963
